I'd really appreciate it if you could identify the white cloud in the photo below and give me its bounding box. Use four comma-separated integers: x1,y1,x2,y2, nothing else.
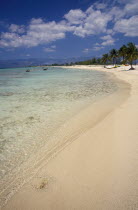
0,18,74,48
9,24,25,34
64,6,112,37
64,9,86,24
30,18,44,25
93,35,115,50
83,43,104,52
110,0,138,21
73,8,112,37
100,35,115,46
93,46,104,51
109,7,125,21
124,1,138,16
116,0,135,4
83,48,90,53
44,45,56,52
114,15,138,37
0,6,113,48
94,3,107,10
101,35,115,46
0,1,138,49
83,45,104,52
101,35,112,41
111,0,138,17
101,39,115,46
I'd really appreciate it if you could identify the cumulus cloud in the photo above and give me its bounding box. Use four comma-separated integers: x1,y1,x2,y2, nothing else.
124,1,138,16
116,0,135,4
83,45,104,53
109,7,125,21
109,0,138,20
0,6,113,48
64,9,86,24
0,0,138,49
93,46,104,51
93,2,107,10
100,35,115,46
111,0,138,37
114,15,138,37
73,8,112,37
0,18,73,48
91,35,115,52
64,5,112,37
44,45,56,52
9,24,25,33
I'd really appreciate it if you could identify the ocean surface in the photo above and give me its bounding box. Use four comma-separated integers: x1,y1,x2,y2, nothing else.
0,66,118,206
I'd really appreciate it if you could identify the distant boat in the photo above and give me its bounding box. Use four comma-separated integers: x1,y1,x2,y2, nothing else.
26,69,30,72
43,68,48,71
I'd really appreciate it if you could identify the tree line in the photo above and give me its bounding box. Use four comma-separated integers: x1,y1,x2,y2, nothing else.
71,42,138,70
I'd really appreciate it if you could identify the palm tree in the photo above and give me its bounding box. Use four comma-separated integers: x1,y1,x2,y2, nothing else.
97,58,101,64
110,49,118,66
101,53,109,65
126,42,138,70
119,45,127,64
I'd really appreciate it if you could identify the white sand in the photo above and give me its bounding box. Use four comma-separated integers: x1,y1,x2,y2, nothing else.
2,65,138,210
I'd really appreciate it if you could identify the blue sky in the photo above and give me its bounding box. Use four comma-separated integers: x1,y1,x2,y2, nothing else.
0,0,137,60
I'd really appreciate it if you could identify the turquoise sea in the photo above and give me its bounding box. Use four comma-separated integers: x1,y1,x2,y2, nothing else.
0,66,118,205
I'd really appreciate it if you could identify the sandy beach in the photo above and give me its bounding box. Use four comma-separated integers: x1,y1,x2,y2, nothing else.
2,65,138,210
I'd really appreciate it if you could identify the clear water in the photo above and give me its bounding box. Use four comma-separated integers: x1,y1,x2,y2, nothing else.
0,66,118,205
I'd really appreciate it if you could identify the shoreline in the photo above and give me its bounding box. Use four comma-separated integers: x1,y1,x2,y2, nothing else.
0,67,120,207
2,65,138,210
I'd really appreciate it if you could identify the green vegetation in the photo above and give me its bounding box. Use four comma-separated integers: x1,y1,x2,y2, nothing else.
75,57,100,65
125,43,138,70
101,53,110,65
49,43,138,70
119,45,127,64
110,49,118,65
73,42,138,69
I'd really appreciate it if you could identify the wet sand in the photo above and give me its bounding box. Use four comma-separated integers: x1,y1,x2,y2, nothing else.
2,65,138,210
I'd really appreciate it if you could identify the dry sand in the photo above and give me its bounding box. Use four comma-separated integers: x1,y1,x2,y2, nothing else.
2,65,138,210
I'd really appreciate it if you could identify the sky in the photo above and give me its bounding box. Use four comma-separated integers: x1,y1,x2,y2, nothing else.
0,0,138,60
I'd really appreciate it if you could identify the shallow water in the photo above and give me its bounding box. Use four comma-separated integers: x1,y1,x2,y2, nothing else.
0,66,118,206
